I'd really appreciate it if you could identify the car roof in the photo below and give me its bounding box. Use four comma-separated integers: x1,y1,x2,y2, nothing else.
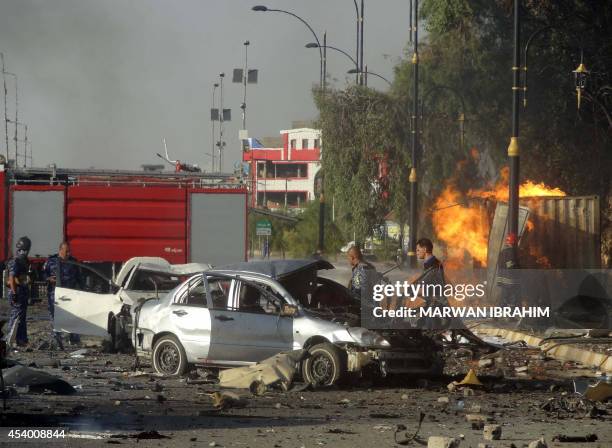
211,259,334,280
115,257,211,286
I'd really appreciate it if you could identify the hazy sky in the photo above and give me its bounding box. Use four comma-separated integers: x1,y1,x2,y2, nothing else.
0,0,413,171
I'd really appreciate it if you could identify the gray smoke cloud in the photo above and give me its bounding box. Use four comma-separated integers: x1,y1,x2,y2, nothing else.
0,0,411,171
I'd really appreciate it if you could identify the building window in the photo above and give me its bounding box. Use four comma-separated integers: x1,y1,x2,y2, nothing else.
290,139,296,149
301,139,309,149
257,191,308,209
275,163,307,178
313,138,320,149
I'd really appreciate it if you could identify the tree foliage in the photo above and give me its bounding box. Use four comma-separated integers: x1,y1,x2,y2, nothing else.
314,86,410,243
314,0,611,263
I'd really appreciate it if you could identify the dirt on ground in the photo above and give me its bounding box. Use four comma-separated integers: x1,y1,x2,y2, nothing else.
1,301,611,448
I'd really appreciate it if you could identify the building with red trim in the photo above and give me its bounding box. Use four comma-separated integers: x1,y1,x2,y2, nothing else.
243,128,321,210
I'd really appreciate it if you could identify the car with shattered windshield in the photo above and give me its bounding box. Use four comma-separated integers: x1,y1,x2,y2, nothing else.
133,259,443,385
53,257,211,350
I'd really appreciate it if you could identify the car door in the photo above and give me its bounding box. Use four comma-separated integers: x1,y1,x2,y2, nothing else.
207,276,293,364
167,274,212,362
54,264,121,338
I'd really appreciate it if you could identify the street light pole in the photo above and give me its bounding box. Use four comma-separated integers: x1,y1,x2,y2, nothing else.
507,0,521,263
347,69,391,86
408,0,419,268
242,41,249,131
252,6,323,87
211,82,219,171
308,43,358,69
351,0,359,84
360,0,365,85
219,72,225,172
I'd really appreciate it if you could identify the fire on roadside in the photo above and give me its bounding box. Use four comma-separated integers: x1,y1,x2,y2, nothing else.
432,153,566,268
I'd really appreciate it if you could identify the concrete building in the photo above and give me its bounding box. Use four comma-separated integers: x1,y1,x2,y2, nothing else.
243,127,321,211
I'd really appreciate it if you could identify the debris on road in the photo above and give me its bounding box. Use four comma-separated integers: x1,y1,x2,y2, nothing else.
448,369,483,391
210,391,247,410
482,424,501,441
1,365,75,395
527,437,548,448
426,435,461,448
395,412,425,445
552,433,598,442
218,350,306,391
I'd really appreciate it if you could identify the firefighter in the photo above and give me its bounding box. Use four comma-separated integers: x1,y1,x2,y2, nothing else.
6,236,32,347
497,233,521,307
44,241,82,346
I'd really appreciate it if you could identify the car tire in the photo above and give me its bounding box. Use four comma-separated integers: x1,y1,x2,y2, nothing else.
152,334,188,377
302,343,346,387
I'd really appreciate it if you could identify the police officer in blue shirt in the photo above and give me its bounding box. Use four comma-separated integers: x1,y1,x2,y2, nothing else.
44,241,82,345
6,236,32,347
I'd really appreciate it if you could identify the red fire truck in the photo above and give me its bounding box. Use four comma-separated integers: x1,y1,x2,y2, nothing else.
1,164,248,295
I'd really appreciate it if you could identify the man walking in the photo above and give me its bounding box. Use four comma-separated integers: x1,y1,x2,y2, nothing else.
44,241,82,346
6,236,32,347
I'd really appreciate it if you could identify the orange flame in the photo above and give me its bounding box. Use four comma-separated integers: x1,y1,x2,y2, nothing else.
433,160,567,268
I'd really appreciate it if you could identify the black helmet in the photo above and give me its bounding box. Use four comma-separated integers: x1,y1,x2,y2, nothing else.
16,236,31,252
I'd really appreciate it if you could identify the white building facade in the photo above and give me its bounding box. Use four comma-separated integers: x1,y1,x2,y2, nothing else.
243,128,321,210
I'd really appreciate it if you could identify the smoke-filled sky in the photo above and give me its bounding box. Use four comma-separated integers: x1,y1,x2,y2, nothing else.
0,0,413,171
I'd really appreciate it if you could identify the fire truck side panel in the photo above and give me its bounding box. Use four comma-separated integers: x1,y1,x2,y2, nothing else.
188,190,247,266
10,187,66,259
66,186,188,263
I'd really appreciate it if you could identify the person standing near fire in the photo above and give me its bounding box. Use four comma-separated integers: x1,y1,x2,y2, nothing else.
44,241,82,346
6,236,32,347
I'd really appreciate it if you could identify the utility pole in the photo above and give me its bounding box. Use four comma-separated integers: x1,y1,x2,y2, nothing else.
1,53,10,160
507,0,521,262
408,0,419,268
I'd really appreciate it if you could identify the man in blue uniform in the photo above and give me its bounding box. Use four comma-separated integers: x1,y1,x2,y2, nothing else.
6,236,32,347
347,245,375,299
44,241,82,346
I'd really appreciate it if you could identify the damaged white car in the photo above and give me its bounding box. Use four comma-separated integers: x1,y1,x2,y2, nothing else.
53,257,211,350
133,260,443,386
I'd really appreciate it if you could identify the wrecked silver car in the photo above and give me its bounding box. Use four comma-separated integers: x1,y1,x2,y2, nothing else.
53,257,211,350
133,260,443,385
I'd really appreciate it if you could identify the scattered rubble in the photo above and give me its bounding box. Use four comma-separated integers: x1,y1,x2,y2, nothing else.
210,391,247,410
218,350,306,391
1,364,75,394
527,437,548,448
426,436,461,448
552,433,598,442
483,424,502,440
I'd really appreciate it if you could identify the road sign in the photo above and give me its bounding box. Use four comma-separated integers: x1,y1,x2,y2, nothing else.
256,219,272,236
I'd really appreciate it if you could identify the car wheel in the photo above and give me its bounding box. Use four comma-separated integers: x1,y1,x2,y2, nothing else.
302,343,346,387
152,335,188,377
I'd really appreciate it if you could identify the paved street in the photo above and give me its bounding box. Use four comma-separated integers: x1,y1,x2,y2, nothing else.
1,300,611,447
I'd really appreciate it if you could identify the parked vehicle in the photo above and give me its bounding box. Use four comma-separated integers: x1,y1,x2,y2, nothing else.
133,260,443,385
53,257,211,351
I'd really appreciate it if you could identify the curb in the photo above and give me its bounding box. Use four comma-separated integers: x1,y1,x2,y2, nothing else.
473,327,612,374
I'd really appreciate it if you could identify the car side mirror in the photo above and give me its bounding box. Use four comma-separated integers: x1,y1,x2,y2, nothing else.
280,304,298,317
